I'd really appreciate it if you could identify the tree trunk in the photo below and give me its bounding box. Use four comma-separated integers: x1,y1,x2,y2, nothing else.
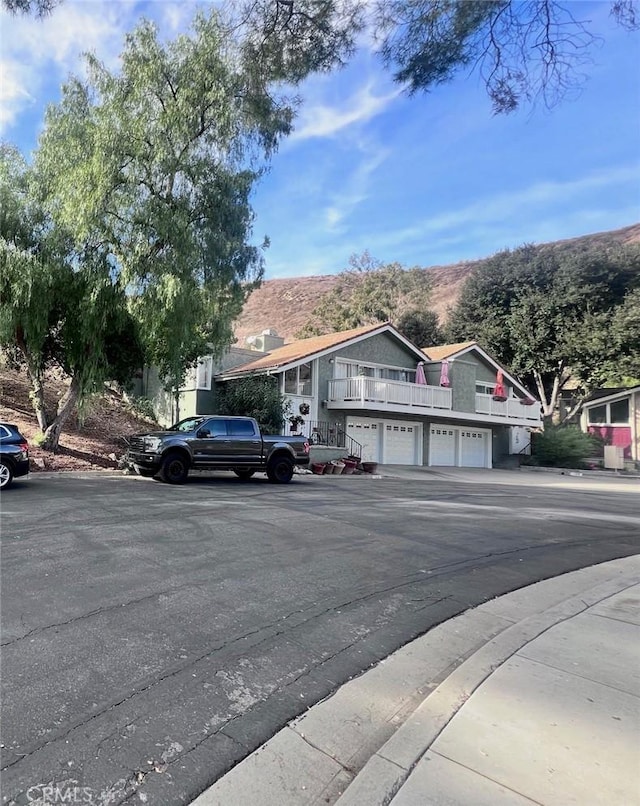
16,330,48,431
42,376,82,452
28,367,48,431
174,388,180,424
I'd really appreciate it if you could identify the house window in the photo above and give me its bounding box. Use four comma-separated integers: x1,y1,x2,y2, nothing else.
335,360,417,383
285,362,313,396
610,399,629,424
476,382,495,395
588,400,629,425
588,405,607,424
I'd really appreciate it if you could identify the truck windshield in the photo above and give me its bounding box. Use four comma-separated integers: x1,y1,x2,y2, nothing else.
170,417,207,432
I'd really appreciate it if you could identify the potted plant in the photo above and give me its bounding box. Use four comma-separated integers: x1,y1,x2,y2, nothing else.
289,415,305,432
299,402,310,415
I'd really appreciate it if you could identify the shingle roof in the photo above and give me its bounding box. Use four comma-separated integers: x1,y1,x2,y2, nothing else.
220,323,390,375
422,341,477,361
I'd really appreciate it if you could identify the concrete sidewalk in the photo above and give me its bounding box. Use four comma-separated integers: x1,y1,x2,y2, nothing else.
191,555,640,806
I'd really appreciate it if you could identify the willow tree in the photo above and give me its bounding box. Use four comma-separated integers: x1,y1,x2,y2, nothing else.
30,12,294,448
1,146,144,448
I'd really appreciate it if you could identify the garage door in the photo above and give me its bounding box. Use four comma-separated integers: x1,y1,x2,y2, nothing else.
429,424,491,468
384,421,419,465
460,429,488,467
429,426,456,466
346,418,381,462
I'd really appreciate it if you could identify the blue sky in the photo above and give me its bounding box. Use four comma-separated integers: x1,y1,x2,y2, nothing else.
1,0,639,278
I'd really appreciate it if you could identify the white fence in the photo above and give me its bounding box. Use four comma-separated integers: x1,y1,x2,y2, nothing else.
475,394,540,422
328,377,453,410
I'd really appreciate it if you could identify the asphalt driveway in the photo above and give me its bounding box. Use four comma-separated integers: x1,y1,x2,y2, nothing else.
1,470,639,805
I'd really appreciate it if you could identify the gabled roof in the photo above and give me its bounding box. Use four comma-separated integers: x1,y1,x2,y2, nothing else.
582,385,640,408
422,340,534,400
422,341,476,361
217,322,426,378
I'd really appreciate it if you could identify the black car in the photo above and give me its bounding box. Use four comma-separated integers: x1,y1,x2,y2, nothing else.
0,422,30,489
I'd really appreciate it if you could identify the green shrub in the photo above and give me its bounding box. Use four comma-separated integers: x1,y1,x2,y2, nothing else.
531,426,600,468
217,376,288,434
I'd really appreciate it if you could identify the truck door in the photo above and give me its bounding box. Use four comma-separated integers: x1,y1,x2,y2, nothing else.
191,418,229,466
226,419,263,465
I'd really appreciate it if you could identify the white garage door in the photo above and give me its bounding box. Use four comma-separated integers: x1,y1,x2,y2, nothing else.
384,421,419,465
429,424,491,468
460,429,488,467
429,426,456,466
346,418,381,462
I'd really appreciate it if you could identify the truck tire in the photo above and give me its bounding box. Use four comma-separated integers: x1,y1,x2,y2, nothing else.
159,451,189,484
266,455,294,484
234,469,255,480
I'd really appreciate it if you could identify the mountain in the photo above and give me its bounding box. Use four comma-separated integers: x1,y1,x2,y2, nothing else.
233,223,640,345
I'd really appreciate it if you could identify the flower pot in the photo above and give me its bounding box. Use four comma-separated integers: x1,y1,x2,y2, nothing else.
323,463,335,474
361,461,378,474
333,461,345,475
311,462,326,475
342,459,357,475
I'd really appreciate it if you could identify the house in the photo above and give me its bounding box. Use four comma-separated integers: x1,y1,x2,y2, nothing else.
210,323,541,469
580,386,640,464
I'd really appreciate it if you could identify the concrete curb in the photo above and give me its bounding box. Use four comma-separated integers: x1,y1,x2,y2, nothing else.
190,555,640,806
519,465,640,479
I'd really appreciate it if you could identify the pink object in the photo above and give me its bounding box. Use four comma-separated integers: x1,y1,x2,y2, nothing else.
493,369,506,400
416,362,427,385
439,360,450,387
588,425,632,459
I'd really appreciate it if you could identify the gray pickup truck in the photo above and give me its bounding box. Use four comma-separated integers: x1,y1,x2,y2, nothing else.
126,415,310,484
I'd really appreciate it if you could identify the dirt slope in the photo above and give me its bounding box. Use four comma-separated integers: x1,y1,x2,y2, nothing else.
0,368,156,473
234,223,640,344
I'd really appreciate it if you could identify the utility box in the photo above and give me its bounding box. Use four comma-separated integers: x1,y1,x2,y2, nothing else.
604,445,624,470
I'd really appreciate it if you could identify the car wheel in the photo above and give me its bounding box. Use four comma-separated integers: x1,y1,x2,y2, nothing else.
133,465,157,478
0,459,14,490
159,452,189,484
266,456,294,484
234,469,255,480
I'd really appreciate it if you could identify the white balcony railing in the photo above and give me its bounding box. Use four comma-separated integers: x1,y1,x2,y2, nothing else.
328,377,453,410
475,394,540,422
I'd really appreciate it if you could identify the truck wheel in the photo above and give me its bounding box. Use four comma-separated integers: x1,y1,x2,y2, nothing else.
234,469,255,480
159,452,189,484
266,456,294,484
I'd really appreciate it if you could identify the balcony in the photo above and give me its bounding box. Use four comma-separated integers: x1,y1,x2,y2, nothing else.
475,393,541,423
326,378,541,426
328,377,452,412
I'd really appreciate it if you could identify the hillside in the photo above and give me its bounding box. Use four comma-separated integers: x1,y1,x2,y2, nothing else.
0,367,156,473
233,223,640,344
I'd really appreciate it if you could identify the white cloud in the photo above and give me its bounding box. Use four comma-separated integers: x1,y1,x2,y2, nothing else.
373,164,640,251
0,59,34,130
291,82,400,141
0,0,144,135
323,141,389,229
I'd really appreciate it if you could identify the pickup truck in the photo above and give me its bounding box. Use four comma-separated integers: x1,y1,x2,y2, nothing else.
126,415,310,484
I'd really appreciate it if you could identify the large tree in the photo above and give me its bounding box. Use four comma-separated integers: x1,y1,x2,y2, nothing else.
446,242,640,422
296,251,439,338
0,145,143,449
4,11,296,450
